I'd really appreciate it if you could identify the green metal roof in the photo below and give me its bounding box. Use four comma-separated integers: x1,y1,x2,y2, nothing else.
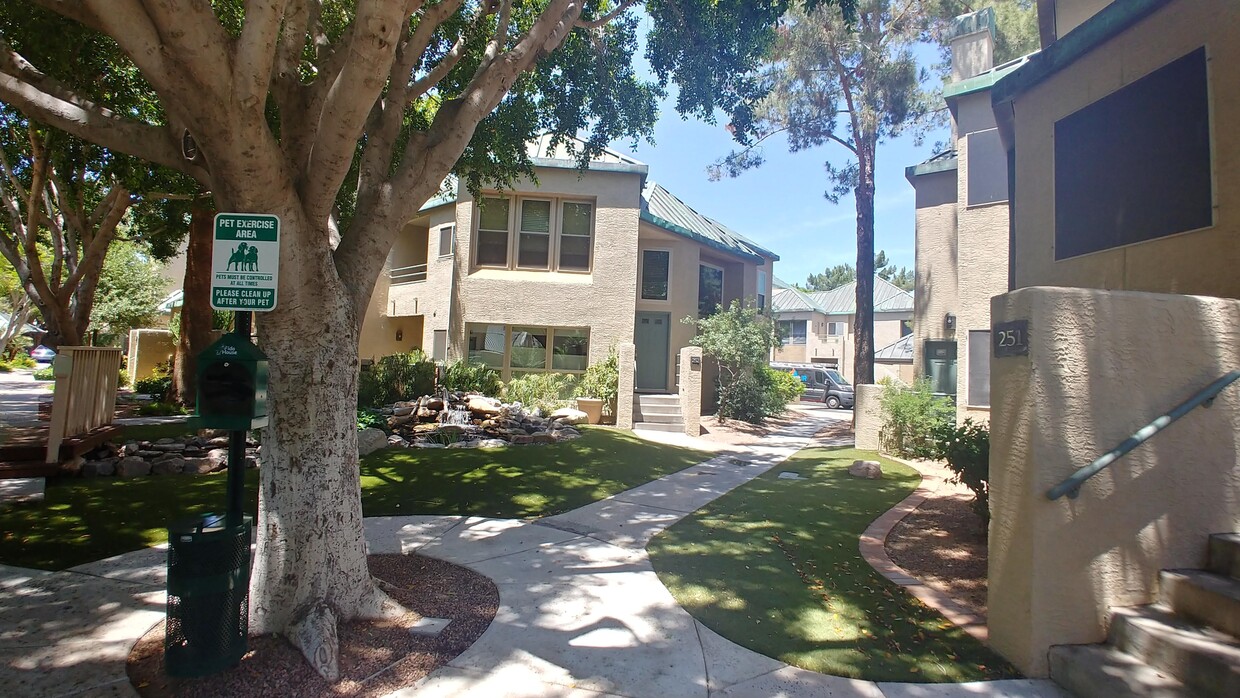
906,149,959,181
640,182,779,262
771,285,827,314
942,55,1031,101
875,333,914,363
807,276,914,315
993,0,1170,108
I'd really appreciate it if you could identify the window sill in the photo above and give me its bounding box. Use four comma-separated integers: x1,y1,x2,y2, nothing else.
468,267,594,283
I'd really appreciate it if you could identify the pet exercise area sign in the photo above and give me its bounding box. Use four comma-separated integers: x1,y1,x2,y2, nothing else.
211,213,280,311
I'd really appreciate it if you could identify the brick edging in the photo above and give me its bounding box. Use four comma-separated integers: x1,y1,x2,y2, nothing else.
857,454,990,642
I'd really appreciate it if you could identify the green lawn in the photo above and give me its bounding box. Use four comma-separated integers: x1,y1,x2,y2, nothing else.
648,446,1019,683
0,427,710,571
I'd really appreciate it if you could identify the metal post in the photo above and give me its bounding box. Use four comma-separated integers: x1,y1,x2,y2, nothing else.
227,311,254,525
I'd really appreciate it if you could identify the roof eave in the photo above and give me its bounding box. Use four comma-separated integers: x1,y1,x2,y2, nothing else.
640,211,766,264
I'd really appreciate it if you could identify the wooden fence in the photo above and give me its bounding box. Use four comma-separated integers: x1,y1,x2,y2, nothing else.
45,346,123,463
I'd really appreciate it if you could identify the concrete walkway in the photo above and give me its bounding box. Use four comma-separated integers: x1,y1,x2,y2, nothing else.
0,370,45,428
0,408,1064,698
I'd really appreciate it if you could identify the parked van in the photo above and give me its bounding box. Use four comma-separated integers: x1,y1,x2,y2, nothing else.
770,362,855,409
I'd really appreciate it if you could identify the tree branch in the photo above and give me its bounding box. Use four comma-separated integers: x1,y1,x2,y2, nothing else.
236,0,294,107
574,0,640,29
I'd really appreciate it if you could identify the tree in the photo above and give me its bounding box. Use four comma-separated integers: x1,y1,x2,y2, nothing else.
0,259,31,357
874,249,913,291
89,238,167,343
805,249,913,291
0,1,839,678
685,299,781,423
712,0,937,387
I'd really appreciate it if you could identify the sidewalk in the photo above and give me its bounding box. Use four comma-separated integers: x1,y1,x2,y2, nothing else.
0,370,45,428
0,409,1064,698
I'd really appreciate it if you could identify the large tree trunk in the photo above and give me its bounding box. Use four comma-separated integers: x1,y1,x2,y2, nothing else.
853,156,876,387
247,206,400,682
38,300,83,348
173,202,217,405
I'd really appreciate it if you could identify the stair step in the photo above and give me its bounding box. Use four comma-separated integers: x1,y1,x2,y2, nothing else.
1160,569,1240,639
0,461,60,479
1049,644,1195,698
635,394,680,407
633,412,683,424
634,422,685,433
1109,605,1240,696
633,404,682,417
1209,534,1240,581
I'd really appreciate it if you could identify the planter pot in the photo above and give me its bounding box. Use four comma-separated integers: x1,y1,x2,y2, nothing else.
575,397,604,425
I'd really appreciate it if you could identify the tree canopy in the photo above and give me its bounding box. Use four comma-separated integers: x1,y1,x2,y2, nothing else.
805,249,913,291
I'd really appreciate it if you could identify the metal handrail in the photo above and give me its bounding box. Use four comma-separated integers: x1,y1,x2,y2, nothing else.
389,263,427,284
1047,370,1240,500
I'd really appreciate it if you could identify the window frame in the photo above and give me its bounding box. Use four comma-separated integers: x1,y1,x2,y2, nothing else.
465,322,591,379
967,330,991,408
778,319,807,345
472,194,596,273
827,321,846,336
640,248,673,303
697,262,725,318
437,224,455,258
757,269,767,311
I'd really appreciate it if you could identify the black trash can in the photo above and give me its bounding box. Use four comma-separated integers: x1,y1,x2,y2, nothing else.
165,513,252,677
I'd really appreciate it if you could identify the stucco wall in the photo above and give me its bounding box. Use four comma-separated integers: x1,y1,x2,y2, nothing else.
1052,0,1114,40
449,167,642,374
127,329,176,384
911,175,960,388
1011,0,1240,299
988,286,1240,676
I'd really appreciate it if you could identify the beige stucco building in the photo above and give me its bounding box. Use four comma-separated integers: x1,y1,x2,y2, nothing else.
360,140,778,420
769,276,913,384
905,8,1014,422
978,0,1240,685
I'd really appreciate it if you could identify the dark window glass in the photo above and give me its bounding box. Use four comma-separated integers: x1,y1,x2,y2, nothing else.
698,265,723,317
642,250,670,300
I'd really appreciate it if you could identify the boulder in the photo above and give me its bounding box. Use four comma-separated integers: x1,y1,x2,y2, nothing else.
151,442,187,452
553,431,582,441
387,435,409,448
245,455,259,469
81,458,117,477
59,455,85,477
206,448,229,469
118,456,152,478
548,408,589,425
467,396,502,416
152,456,186,475
416,407,436,419
446,440,477,449
358,427,388,457
424,398,445,411
182,457,217,475
848,460,883,479
137,450,162,459
530,433,556,445
416,442,446,449
123,442,141,456
510,435,534,445
475,439,509,449
155,437,176,445
392,406,416,417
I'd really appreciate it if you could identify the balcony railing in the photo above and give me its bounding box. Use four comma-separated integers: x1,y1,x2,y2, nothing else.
389,263,427,285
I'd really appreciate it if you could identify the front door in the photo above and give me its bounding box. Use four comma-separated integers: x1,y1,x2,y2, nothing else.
924,340,958,396
635,312,670,391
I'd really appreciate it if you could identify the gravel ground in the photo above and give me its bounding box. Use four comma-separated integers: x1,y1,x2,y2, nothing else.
698,405,850,446
884,490,990,616
128,554,498,698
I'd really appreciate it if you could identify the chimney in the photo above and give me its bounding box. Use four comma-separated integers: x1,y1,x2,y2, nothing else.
947,7,996,82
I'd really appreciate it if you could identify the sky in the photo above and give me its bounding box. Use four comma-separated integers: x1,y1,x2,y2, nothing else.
608,24,950,289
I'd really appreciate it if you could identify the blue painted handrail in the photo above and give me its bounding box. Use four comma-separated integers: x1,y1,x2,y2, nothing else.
1046,370,1240,501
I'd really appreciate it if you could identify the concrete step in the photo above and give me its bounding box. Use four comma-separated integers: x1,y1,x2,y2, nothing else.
1049,644,1194,698
1209,533,1240,581
1109,605,1240,697
634,421,685,433
633,404,682,417
635,394,680,407
1160,569,1240,639
633,412,683,424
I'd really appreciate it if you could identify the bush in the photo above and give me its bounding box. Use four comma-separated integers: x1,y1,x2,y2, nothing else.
0,361,11,372
440,359,502,396
878,378,955,458
134,375,173,399
575,348,619,416
933,418,991,527
9,353,36,369
761,365,805,412
136,401,188,417
717,370,769,423
358,350,436,408
33,366,54,381
357,408,388,432
684,299,784,424
504,372,579,414
117,368,130,388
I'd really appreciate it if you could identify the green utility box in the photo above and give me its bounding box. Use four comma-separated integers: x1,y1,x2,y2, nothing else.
164,514,253,677
195,333,269,430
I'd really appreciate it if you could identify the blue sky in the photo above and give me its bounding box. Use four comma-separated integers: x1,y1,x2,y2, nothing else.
609,28,949,288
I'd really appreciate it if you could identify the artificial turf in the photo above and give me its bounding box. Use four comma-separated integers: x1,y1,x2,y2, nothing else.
0,427,710,570
647,445,1020,683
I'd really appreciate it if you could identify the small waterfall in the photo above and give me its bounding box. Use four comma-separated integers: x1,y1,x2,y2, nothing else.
444,405,470,426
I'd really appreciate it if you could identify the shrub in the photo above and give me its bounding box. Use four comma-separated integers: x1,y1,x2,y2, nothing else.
440,359,502,396
0,361,11,372
933,418,991,527
9,353,36,369
117,368,130,388
878,378,955,458
358,350,436,408
575,348,619,417
33,366,54,381
134,375,173,400
717,370,768,423
684,299,784,424
357,408,388,432
136,401,189,417
504,372,579,414
761,365,805,412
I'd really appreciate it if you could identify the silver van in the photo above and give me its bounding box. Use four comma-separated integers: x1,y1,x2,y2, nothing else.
770,362,855,409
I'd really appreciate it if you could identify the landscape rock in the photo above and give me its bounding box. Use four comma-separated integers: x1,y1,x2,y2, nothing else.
59,456,85,476
181,457,217,475
424,398,445,411
467,397,502,416
206,448,229,469
392,406,416,417
475,439,508,449
548,408,589,425
358,428,388,457
151,442,186,452
152,456,186,475
531,433,556,445
387,435,409,448
81,458,117,477
137,450,162,459
123,442,141,455
848,460,883,479
118,456,152,478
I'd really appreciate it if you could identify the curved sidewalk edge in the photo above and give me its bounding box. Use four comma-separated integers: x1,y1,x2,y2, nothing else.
858,455,990,642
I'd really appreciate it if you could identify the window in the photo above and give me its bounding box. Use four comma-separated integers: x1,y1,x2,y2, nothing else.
476,198,510,266
900,319,913,337
698,264,724,317
1054,48,1212,260
967,330,991,407
778,320,807,345
559,202,593,270
437,225,455,257
473,195,594,271
641,250,670,301
518,200,552,269
466,323,590,377
432,330,447,361
757,270,767,310
966,129,1007,206
827,321,846,336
